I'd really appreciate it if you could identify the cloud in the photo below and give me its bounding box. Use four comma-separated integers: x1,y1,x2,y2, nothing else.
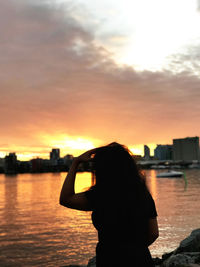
166,42,200,74
1,0,200,156
198,0,200,11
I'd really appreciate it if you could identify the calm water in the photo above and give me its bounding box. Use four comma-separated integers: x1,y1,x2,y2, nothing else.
0,170,200,266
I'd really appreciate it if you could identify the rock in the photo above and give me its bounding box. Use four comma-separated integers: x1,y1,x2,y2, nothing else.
154,257,164,265
162,251,174,261
160,229,200,267
161,253,200,267
87,256,96,267
170,265,200,267
175,229,200,254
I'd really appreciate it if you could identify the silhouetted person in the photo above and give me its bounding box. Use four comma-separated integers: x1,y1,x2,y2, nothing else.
60,142,159,267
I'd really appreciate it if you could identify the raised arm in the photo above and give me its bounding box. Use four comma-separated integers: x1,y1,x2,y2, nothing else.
59,149,96,211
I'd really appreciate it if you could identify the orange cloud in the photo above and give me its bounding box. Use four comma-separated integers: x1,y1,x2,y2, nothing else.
0,0,200,160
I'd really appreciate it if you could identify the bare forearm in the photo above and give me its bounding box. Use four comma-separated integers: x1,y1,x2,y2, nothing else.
59,159,79,202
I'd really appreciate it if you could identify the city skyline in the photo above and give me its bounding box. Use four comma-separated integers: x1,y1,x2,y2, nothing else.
1,136,199,175
1,0,200,160
1,135,199,161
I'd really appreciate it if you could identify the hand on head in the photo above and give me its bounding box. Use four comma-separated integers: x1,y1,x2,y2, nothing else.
74,148,97,163
74,142,121,164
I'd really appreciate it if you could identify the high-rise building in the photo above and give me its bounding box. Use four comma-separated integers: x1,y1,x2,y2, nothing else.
144,145,150,160
173,136,200,161
154,145,173,160
4,153,18,174
50,148,60,166
50,148,60,161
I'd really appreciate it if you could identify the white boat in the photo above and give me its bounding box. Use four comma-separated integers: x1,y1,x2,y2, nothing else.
156,171,183,178
189,163,200,169
151,165,167,169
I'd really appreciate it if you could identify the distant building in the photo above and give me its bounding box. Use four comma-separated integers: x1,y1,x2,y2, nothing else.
18,161,31,173
63,154,73,168
50,148,60,160
31,158,43,172
154,145,173,160
133,155,143,161
173,136,200,161
4,153,18,174
144,145,150,160
0,158,4,168
50,148,60,165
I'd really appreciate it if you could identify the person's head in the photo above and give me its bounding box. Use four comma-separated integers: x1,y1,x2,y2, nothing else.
91,142,145,193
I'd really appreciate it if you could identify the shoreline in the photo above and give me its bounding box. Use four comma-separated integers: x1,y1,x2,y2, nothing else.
1,165,200,175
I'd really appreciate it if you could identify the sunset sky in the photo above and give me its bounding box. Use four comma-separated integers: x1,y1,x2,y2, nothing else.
1,0,200,160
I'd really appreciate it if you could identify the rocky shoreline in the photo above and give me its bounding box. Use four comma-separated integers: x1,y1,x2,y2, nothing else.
63,228,200,267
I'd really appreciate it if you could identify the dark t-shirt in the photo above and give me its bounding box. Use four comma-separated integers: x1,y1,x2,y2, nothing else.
85,186,157,266
85,186,157,245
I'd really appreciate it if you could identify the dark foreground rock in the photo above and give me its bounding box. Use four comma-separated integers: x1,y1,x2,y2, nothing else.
175,229,200,254
158,228,200,267
63,229,200,267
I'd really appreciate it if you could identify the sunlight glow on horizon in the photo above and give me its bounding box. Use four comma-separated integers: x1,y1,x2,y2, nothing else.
0,152,6,158
129,143,156,157
0,138,158,161
34,133,103,159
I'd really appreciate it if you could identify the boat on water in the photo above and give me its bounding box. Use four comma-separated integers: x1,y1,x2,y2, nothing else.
189,163,200,169
156,170,183,178
151,165,167,169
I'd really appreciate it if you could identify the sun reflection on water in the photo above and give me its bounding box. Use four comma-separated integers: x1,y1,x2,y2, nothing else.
0,170,200,265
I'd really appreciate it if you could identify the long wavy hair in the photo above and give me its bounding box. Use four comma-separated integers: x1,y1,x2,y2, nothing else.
90,142,148,203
